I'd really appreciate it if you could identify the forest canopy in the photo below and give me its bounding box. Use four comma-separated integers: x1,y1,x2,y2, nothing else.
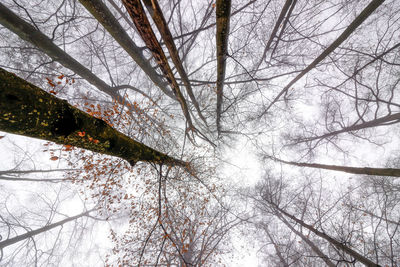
0,0,399,266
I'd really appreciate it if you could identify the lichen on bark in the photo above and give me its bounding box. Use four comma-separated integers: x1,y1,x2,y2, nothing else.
0,68,185,166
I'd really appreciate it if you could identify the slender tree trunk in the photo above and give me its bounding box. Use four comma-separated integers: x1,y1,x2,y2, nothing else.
142,0,207,125
121,0,194,130
268,155,400,177
0,68,186,167
293,112,400,144
345,204,400,226
216,0,231,136
0,176,68,183
0,210,92,249
0,3,116,97
259,0,385,117
272,204,381,267
263,226,290,267
270,0,297,57
77,0,175,99
255,0,293,71
275,215,336,267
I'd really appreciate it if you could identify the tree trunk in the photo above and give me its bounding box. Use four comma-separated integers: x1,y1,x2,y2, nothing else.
268,155,400,177
0,68,186,167
142,0,207,125
0,210,92,249
255,0,294,71
216,0,231,136
259,0,385,117
263,226,290,267
276,215,336,267
273,204,381,267
121,0,194,130
0,3,116,97
294,112,400,144
77,0,175,99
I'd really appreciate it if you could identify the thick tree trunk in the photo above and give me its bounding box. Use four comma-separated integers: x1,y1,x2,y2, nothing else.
268,155,400,177
216,0,231,136
77,0,175,99
259,0,385,117
0,68,186,166
0,210,92,249
273,204,381,266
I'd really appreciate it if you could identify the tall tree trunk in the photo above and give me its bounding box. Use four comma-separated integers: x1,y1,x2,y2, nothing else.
255,0,294,71
142,0,207,125
272,204,381,267
259,0,385,117
263,225,290,267
77,0,175,99
292,112,400,144
267,155,400,177
0,68,186,167
0,210,92,249
121,0,194,130
0,3,116,97
216,0,231,136
345,204,400,226
275,215,336,267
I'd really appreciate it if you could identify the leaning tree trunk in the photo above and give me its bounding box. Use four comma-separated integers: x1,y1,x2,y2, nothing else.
293,112,400,144
259,0,385,116
267,155,400,177
272,204,381,267
263,226,290,267
0,3,116,97
275,215,336,267
0,68,185,167
77,0,175,99
0,209,92,249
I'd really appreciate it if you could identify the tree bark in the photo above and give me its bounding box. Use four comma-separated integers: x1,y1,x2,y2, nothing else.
77,0,175,99
293,112,400,144
0,3,116,97
272,204,381,266
0,68,186,167
0,210,92,249
255,0,294,71
263,226,290,267
268,155,400,177
216,0,231,136
276,215,336,267
142,0,207,125
259,0,385,117
121,0,194,130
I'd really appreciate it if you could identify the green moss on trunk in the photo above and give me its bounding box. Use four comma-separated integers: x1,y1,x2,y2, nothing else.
0,68,185,166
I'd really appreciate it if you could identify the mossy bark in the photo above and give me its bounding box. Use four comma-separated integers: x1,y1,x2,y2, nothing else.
0,68,185,166
216,0,231,136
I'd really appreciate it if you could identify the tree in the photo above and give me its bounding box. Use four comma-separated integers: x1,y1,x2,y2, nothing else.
0,68,184,167
1,0,400,265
